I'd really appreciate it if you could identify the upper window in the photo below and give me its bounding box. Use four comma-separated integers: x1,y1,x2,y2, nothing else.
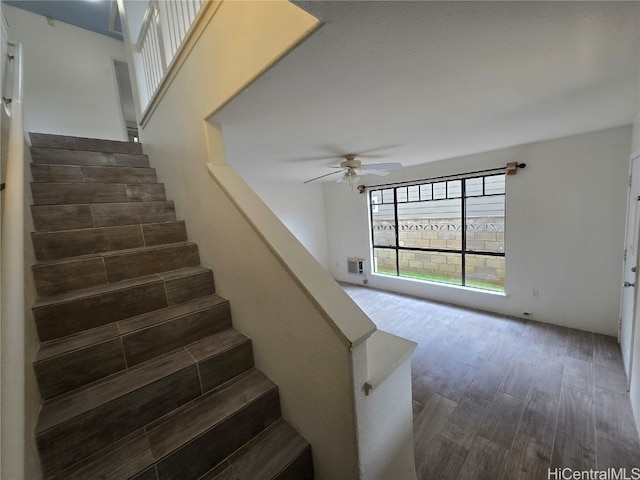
369,174,505,292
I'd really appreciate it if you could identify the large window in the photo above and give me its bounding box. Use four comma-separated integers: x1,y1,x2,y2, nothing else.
369,174,505,292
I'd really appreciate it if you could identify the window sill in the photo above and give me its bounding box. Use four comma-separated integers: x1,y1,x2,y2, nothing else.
370,272,509,298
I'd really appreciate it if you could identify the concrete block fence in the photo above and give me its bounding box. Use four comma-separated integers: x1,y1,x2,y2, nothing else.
372,217,504,288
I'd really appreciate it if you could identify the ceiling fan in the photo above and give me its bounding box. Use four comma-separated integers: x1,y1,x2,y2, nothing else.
303,154,403,185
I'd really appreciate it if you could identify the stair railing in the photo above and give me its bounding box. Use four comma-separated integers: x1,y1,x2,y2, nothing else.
1,40,27,480
135,0,204,109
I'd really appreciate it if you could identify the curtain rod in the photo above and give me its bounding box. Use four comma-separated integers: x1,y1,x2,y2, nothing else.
358,162,526,193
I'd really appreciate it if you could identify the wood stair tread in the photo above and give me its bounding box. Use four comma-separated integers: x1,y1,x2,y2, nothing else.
31,219,184,236
36,294,227,362
31,182,166,205
46,369,276,480
33,240,198,267
31,165,157,185
36,348,196,435
36,328,252,436
31,221,188,261
48,430,155,480
185,328,250,362
33,265,211,308
31,200,177,232
32,242,201,297
30,132,144,154
209,419,312,480
31,147,149,168
119,294,228,335
145,368,276,460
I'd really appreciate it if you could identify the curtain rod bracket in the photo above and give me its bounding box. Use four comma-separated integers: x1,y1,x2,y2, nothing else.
506,162,526,175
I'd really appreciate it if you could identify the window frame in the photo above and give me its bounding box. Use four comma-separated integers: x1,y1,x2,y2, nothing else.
368,173,506,291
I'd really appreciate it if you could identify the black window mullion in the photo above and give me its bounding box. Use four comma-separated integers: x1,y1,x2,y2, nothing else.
393,187,400,276
461,179,467,286
369,190,377,270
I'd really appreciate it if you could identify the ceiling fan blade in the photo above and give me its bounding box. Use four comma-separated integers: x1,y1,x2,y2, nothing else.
358,169,390,176
303,169,344,184
361,162,402,171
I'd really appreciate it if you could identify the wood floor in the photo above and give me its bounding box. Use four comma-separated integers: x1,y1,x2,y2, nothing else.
342,283,640,480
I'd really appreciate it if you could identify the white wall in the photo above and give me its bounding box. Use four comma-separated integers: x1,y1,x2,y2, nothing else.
249,180,330,267
1,4,127,140
123,1,417,477
326,126,632,336
633,114,640,155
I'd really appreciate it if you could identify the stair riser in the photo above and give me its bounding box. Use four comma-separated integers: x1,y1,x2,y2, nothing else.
31,164,157,184
198,341,254,394
31,202,177,232
155,389,281,480
37,366,202,479
35,339,126,400
30,133,144,154
31,183,166,206
164,269,216,306
31,148,149,168
105,243,200,283
274,447,314,480
32,244,200,297
131,467,158,480
34,280,167,341
50,432,156,480
123,304,232,367
32,222,187,261
35,318,247,401
34,270,215,341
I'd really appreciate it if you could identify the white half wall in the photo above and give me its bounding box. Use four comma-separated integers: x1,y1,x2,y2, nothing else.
326,126,632,336
1,4,127,140
248,180,330,268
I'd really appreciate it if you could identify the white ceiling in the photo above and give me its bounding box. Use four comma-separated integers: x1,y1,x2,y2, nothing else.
214,1,640,185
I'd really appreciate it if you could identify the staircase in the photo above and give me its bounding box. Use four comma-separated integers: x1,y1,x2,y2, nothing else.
28,133,314,480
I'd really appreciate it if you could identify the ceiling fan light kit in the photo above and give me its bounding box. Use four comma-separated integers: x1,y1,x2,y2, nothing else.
303,154,403,189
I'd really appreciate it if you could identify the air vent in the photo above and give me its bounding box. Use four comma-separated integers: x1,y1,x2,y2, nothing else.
347,257,364,275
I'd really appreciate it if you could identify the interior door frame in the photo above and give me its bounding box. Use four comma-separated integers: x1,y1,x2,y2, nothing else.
621,150,640,388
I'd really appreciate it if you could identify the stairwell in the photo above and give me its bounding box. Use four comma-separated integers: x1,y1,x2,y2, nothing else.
28,132,314,480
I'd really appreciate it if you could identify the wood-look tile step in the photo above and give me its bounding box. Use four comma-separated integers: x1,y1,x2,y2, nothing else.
31,182,166,205
30,132,143,154
145,368,281,480
31,164,157,184
45,369,280,480
207,419,313,480
32,221,187,261
31,147,149,168
33,266,215,341
35,348,202,479
31,201,177,232
32,242,200,296
47,430,156,480
120,295,235,368
34,295,230,400
183,328,255,394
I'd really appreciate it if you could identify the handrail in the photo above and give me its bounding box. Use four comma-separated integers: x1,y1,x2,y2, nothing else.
1,40,26,479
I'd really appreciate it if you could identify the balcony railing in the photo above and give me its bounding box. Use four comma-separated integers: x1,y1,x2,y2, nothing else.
135,0,204,109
